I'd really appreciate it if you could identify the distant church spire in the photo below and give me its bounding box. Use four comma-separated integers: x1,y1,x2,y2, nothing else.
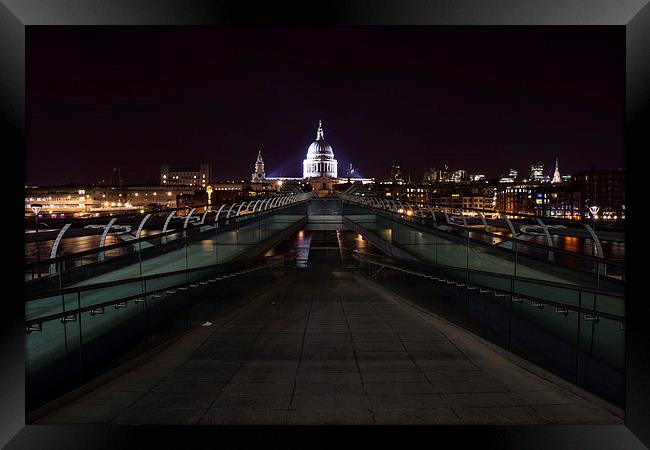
316,120,324,140
552,157,561,183
251,149,266,183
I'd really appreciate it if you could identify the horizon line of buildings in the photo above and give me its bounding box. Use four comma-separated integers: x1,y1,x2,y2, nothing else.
25,122,624,222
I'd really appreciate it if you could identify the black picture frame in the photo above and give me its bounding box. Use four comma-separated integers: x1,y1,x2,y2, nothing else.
2,1,648,448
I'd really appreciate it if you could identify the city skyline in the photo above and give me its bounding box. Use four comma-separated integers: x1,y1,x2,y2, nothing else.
27,27,624,185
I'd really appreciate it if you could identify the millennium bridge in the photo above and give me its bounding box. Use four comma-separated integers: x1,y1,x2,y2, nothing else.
24,192,625,425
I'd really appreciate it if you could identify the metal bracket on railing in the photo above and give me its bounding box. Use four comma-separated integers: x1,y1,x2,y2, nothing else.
90,307,105,316
512,297,524,303
554,307,568,315
114,301,128,309
25,323,42,334
584,313,599,323
531,300,544,308
60,313,77,323
135,297,147,303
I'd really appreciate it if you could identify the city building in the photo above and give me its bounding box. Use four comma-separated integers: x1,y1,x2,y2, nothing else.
303,120,337,179
207,181,276,204
530,163,544,181
251,150,266,183
25,184,196,217
266,121,372,189
422,165,449,183
450,169,468,183
499,168,518,183
390,162,405,184
160,164,211,187
496,182,581,220
571,169,625,220
496,183,535,216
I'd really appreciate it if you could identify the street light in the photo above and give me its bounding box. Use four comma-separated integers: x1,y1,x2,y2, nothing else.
30,203,42,232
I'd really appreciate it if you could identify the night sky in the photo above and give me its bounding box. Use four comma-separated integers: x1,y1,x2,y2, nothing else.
26,26,624,186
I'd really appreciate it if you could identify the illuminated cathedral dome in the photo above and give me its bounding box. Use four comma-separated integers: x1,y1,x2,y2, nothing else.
303,120,338,178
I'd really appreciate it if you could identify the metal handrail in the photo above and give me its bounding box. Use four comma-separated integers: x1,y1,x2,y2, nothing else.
24,199,307,270
344,199,624,269
25,254,283,301
352,251,623,298
25,258,284,325
352,253,624,322
341,194,625,232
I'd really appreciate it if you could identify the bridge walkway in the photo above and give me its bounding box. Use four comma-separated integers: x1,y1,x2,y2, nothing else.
36,259,621,425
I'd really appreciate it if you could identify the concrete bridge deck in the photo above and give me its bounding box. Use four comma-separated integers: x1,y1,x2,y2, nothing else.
36,261,621,425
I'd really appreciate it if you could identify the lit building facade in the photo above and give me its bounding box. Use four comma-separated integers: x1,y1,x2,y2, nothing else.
499,168,518,183
496,183,580,219
450,169,468,182
207,181,276,204
161,164,211,187
303,121,337,179
25,185,195,217
572,169,625,220
390,163,405,183
530,163,544,181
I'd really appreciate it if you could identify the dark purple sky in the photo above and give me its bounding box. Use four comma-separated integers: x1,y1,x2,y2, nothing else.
26,26,624,185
